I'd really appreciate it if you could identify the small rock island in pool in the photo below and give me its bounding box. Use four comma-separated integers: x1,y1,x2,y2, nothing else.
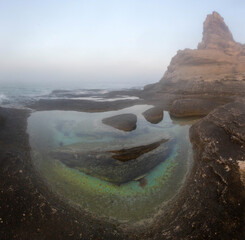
142,107,164,124
102,113,137,131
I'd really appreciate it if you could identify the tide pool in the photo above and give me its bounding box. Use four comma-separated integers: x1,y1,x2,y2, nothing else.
27,105,195,223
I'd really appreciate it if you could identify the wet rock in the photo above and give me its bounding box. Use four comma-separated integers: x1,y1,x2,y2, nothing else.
109,139,168,162
238,161,245,186
187,101,245,238
169,98,229,117
0,115,5,128
142,107,164,124
50,139,172,184
102,113,137,131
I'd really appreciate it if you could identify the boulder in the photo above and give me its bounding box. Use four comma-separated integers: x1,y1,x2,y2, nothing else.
102,113,137,131
142,107,164,124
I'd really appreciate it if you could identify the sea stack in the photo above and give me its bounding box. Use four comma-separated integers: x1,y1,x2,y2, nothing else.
142,11,245,117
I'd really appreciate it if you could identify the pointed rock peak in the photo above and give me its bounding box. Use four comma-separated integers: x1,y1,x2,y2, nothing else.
198,11,234,50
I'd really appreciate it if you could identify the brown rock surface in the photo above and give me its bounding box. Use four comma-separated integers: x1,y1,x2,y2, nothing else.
142,107,164,124
109,139,168,162
102,113,137,131
169,97,230,117
142,12,245,116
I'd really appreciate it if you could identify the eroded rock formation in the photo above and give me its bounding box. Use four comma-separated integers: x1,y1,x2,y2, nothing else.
143,11,245,116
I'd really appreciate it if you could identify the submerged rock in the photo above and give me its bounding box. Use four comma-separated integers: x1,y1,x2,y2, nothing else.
0,115,5,128
109,139,168,162
142,107,164,124
102,113,137,131
49,139,172,184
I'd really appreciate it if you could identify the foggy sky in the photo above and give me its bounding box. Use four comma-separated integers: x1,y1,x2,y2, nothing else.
0,0,245,88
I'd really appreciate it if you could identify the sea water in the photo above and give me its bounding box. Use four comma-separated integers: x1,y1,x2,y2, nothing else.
0,82,143,107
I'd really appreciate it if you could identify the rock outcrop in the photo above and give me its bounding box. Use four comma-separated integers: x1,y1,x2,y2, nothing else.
143,12,245,116
102,113,137,131
169,98,229,117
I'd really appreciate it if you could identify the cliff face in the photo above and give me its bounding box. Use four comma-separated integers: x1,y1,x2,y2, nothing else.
144,12,245,99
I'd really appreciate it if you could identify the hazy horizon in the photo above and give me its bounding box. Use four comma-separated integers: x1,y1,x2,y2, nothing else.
0,0,245,89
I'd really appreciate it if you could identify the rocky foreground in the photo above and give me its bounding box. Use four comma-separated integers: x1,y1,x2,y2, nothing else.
0,99,244,240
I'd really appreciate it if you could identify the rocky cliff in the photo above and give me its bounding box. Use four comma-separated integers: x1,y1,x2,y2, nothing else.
142,12,245,116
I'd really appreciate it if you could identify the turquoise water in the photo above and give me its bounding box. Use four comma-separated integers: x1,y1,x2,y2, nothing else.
27,105,195,223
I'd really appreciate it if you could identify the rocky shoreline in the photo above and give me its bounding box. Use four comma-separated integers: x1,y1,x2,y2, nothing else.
1,11,245,239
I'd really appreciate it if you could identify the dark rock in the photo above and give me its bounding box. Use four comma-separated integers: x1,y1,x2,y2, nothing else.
49,139,172,184
142,107,164,124
169,98,229,117
28,98,141,112
0,115,5,128
102,113,137,131
187,101,245,238
109,139,168,162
